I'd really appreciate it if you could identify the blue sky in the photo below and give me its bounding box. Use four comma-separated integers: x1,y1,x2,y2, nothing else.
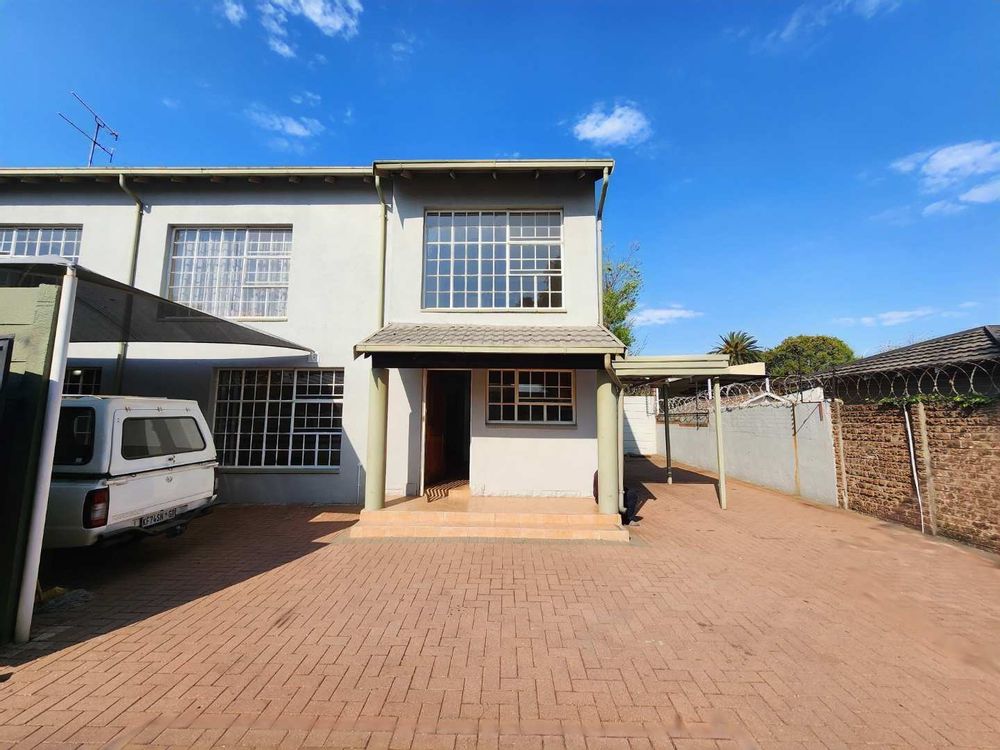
1,0,998,356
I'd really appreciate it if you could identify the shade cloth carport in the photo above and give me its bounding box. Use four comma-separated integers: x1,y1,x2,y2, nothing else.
613,355,766,509
0,257,311,644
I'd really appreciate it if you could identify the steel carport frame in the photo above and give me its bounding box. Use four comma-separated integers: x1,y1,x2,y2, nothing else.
0,257,311,644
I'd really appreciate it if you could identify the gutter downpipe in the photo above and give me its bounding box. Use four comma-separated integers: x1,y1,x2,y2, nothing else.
603,354,626,514
902,405,926,534
596,167,610,326
15,266,78,643
113,174,144,393
374,174,388,329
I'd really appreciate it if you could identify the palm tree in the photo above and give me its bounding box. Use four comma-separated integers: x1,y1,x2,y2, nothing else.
711,330,763,365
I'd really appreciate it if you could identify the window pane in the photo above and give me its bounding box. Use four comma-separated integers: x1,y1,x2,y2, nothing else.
121,417,206,459
167,227,292,319
213,368,343,468
486,370,574,424
422,211,562,310
0,226,81,261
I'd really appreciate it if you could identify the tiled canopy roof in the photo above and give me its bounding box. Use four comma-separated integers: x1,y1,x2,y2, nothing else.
356,323,626,354
830,325,1000,377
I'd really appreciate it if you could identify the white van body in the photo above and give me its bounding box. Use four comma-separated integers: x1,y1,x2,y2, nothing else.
44,396,218,549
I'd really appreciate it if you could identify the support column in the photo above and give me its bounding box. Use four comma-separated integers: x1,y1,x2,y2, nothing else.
712,378,727,510
660,384,673,484
364,367,389,511
596,369,620,516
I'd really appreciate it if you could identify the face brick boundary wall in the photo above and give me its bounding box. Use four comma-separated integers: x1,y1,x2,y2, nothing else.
833,400,1000,553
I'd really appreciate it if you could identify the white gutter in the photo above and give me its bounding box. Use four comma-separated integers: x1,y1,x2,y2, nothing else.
603,354,626,513
15,265,77,643
374,174,388,329
596,167,610,326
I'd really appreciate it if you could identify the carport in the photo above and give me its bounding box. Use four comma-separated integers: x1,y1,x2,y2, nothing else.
0,257,310,644
613,355,765,509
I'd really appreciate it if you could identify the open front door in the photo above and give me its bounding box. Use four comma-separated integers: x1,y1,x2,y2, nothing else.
424,370,470,487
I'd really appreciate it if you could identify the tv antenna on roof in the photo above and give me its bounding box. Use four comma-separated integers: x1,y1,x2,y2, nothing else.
58,92,119,166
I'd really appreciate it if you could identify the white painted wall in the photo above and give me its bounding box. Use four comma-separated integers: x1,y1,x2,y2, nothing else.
648,402,839,505
623,394,657,455
470,369,597,497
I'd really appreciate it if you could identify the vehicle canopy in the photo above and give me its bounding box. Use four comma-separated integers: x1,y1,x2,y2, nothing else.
55,396,216,476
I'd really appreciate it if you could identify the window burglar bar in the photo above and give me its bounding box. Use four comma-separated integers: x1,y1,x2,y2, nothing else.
214,368,343,468
423,211,563,309
487,369,575,424
0,227,82,261
167,227,292,319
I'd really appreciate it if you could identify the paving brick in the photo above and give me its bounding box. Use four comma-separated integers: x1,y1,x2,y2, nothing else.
1,466,998,748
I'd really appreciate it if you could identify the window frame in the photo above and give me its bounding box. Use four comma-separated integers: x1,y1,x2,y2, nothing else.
485,369,577,426
63,366,102,395
0,225,83,262
211,367,344,472
164,225,293,322
421,209,566,312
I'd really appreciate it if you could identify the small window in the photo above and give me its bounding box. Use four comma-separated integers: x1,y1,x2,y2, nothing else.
63,366,101,395
0,226,82,261
487,370,575,424
121,417,206,460
54,407,95,465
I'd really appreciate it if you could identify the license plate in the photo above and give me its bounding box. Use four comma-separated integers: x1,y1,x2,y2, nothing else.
139,507,178,528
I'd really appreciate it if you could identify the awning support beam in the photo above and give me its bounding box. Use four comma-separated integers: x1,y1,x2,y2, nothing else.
712,378,727,510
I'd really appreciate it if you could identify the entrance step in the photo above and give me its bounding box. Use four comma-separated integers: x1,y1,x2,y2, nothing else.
350,508,629,542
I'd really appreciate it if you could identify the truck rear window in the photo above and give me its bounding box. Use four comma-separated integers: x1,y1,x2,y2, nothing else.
121,416,206,460
54,407,96,466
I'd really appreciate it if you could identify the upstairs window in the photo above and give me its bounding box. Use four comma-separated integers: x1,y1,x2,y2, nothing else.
423,210,563,309
167,227,292,319
0,227,82,261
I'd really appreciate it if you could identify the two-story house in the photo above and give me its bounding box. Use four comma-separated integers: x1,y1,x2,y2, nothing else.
0,159,627,521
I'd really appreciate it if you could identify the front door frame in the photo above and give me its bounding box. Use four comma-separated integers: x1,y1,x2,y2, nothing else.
419,368,472,495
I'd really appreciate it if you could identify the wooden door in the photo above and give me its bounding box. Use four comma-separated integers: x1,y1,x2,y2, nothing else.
424,374,446,485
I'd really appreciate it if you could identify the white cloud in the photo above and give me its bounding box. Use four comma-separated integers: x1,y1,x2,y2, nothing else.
892,140,1000,190
290,90,321,106
922,200,966,217
960,176,1000,204
573,103,651,148
220,0,247,25
869,206,912,226
763,0,901,49
959,301,980,309
161,97,180,109
836,307,936,327
245,104,325,138
631,305,702,327
391,30,416,61
268,37,296,57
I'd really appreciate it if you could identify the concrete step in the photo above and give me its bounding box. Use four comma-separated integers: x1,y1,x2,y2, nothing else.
357,509,618,528
349,522,630,542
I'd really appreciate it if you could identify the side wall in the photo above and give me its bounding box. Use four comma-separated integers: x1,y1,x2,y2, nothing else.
650,402,839,505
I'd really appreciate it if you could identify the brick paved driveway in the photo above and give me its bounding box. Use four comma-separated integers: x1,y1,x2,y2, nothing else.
3,457,1000,749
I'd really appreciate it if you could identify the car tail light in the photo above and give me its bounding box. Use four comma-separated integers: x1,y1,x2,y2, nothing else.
82,488,109,529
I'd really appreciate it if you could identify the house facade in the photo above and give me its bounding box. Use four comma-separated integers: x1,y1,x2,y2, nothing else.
0,160,625,512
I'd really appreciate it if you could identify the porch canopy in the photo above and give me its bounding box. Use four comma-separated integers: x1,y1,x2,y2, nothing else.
613,355,766,508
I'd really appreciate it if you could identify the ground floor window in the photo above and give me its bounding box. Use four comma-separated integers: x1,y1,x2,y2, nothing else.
63,366,102,395
487,369,575,424
213,368,343,468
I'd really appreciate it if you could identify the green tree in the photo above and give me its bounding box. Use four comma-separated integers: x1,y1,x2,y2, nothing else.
765,335,855,377
602,243,642,349
710,330,763,365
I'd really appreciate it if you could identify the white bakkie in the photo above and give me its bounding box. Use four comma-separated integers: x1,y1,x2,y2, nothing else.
44,396,218,548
